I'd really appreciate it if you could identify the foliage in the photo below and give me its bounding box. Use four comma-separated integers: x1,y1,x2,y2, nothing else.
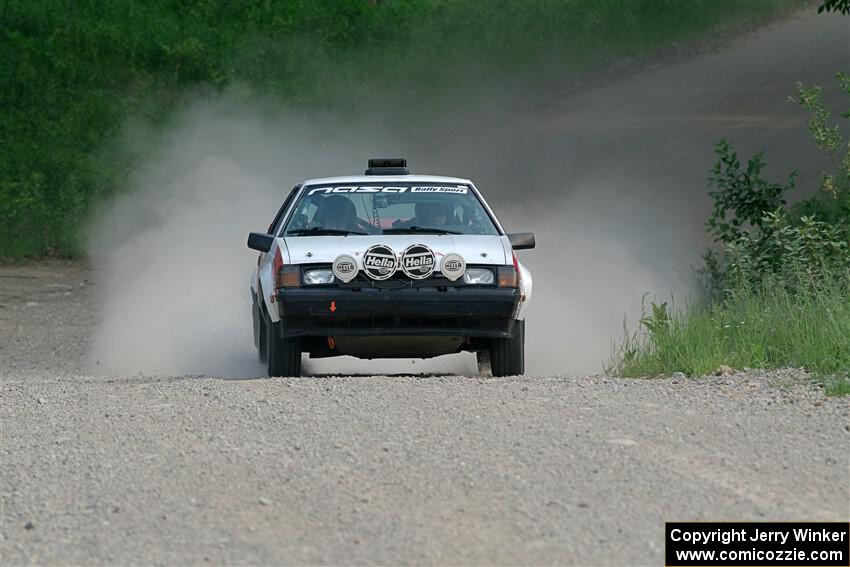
706,139,793,246
788,73,850,223
616,75,850,393
702,137,848,295
818,0,850,15
703,75,850,294
613,273,850,396
0,0,782,257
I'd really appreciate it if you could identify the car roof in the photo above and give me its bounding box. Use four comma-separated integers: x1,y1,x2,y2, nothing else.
300,174,474,185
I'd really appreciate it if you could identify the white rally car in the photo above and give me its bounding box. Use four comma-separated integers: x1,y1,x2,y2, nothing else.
248,159,534,377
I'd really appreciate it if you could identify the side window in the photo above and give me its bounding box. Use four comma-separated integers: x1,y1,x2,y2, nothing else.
268,185,301,234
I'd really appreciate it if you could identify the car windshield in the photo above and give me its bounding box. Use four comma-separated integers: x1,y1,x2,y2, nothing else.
281,183,500,236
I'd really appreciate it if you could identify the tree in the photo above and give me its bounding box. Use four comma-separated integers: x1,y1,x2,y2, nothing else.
818,0,850,15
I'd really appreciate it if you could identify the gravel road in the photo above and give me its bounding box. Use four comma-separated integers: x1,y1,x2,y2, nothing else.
1,263,848,565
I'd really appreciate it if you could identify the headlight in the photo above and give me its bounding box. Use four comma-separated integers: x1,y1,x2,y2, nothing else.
462,268,494,285
303,268,336,285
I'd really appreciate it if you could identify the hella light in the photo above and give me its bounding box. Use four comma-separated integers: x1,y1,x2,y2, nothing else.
303,268,335,285
462,268,494,285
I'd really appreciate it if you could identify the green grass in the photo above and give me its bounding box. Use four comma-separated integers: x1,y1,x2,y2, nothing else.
613,273,850,396
1,0,786,258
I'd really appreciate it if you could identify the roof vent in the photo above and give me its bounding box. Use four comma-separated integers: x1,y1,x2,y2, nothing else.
365,158,409,176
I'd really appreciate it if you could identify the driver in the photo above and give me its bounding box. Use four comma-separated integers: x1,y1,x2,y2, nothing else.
414,201,451,226
312,195,357,231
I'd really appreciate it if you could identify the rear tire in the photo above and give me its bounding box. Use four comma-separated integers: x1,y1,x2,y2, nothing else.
490,319,525,377
265,316,302,377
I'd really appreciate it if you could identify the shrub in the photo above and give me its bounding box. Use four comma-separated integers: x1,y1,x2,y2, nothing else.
788,73,850,222
616,75,850,393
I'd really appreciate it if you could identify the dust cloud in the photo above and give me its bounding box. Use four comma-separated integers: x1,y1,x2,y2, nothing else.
88,10,845,377
87,96,487,377
86,89,688,378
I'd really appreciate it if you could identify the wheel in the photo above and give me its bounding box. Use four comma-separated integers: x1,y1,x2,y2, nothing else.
476,350,492,377
489,319,524,377
265,316,302,377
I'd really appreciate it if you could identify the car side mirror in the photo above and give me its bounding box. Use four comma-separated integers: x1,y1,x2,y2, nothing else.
508,232,535,250
247,232,274,253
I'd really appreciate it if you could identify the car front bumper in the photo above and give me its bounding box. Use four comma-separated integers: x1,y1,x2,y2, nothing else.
275,285,520,338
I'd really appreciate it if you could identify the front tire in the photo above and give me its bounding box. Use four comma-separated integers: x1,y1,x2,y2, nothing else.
265,316,302,377
258,309,268,364
489,319,525,377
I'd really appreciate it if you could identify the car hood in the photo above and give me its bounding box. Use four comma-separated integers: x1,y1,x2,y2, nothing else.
281,234,509,266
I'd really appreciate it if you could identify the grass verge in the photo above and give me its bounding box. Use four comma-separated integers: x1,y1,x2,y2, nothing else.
613,273,850,396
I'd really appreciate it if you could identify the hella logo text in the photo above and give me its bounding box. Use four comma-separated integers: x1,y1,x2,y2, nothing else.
365,256,395,267
403,256,434,268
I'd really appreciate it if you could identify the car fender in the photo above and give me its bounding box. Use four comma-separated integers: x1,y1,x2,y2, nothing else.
257,238,291,323
500,236,533,320
250,267,259,297
515,258,533,320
